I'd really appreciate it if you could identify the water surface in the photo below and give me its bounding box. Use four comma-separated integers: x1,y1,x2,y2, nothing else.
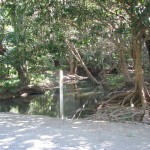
0,80,106,118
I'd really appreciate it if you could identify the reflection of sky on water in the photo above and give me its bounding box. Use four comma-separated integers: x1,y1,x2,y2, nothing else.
0,80,106,118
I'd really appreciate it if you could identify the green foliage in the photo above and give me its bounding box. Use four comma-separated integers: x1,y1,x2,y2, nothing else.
29,73,55,85
0,64,8,77
104,75,124,89
0,0,149,90
30,74,45,84
0,78,19,93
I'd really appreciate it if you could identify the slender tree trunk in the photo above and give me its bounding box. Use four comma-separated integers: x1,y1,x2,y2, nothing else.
66,37,100,84
68,55,75,75
71,49,100,84
118,48,132,83
73,60,78,74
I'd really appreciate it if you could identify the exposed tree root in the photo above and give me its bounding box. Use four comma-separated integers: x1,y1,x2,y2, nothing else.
97,92,130,109
94,86,150,123
121,91,133,106
86,105,145,122
98,87,148,108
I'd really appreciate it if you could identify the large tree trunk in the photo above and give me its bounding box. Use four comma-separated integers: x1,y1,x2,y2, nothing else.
131,33,150,107
105,32,150,108
118,48,132,83
15,66,30,87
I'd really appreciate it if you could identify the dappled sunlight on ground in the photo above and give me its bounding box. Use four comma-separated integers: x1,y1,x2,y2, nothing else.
0,113,150,150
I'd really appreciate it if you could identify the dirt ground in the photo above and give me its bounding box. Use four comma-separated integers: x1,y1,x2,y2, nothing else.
0,113,150,150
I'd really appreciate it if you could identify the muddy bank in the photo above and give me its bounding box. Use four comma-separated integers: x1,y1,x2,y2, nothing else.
0,74,87,101
0,82,57,101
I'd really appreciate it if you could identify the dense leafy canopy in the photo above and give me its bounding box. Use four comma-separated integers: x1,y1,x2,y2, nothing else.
0,0,149,86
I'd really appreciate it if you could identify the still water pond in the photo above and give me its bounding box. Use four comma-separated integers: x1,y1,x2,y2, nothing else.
0,80,106,118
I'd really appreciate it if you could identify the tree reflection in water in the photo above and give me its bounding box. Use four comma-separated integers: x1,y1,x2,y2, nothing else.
0,80,106,118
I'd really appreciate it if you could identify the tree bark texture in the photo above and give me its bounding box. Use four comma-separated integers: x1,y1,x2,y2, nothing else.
68,55,78,75
15,66,30,87
132,32,150,107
